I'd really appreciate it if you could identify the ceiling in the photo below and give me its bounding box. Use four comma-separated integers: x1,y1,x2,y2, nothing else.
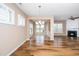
16,3,79,20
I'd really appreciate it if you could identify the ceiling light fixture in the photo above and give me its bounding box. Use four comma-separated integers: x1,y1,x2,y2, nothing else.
38,5,42,17
38,5,42,25
35,5,45,25
19,3,22,5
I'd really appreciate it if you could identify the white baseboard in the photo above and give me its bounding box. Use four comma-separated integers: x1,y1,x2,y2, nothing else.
7,39,28,56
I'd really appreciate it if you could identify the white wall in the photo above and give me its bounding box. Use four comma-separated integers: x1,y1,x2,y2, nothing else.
0,4,27,56
0,24,26,55
66,19,79,37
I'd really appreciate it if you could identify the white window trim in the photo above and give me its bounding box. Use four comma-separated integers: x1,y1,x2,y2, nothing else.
54,23,63,33
0,3,15,25
17,14,25,27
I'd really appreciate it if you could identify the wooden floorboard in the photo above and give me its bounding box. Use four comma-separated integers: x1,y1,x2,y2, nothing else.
11,36,79,56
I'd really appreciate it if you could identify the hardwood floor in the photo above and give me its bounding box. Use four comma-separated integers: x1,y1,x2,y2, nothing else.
11,36,79,56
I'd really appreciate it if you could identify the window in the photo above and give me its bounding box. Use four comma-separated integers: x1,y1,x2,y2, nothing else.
54,23,63,33
18,14,25,26
0,4,15,24
29,23,33,36
36,21,45,33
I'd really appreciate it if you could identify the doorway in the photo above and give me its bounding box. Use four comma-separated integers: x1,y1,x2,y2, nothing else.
27,17,54,47
35,20,45,46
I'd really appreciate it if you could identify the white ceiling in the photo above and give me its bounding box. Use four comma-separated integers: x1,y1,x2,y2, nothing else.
17,3,79,20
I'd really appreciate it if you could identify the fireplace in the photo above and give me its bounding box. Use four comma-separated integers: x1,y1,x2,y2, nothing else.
67,31,77,37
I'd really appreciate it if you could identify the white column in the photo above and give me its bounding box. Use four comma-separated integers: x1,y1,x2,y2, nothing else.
26,19,30,40
44,22,47,36
33,22,36,37
50,18,54,40
45,21,49,37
